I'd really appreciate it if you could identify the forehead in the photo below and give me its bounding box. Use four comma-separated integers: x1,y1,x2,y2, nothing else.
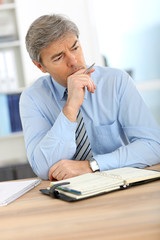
45,34,78,51
40,34,79,63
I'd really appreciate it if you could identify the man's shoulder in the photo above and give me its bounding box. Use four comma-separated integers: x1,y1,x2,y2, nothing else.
94,65,128,77
93,65,131,85
22,74,52,95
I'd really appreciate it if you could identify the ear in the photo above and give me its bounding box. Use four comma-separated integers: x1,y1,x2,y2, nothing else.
32,61,47,73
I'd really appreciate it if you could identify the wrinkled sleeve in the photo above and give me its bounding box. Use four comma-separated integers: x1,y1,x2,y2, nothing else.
20,91,77,179
94,75,160,171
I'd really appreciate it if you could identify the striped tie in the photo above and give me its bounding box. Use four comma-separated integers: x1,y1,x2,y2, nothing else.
63,89,92,160
74,109,92,160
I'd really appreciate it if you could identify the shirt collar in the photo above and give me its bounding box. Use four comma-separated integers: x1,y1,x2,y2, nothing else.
51,77,66,101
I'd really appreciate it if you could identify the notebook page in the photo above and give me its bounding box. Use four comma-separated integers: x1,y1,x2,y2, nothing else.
57,184,120,200
51,173,124,195
0,179,41,206
100,167,160,184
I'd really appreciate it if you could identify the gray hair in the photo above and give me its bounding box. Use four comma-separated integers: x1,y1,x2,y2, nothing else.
25,14,79,64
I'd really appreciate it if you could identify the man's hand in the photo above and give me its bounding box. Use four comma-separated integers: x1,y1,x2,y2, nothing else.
63,68,96,122
48,159,93,181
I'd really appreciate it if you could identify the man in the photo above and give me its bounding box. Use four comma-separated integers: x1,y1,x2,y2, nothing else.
20,14,160,180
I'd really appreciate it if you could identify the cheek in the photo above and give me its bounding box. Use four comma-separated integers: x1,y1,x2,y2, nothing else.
48,65,63,76
78,51,85,63
50,67,69,82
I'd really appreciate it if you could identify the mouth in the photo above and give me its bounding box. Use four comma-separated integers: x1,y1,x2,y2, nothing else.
68,66,85,76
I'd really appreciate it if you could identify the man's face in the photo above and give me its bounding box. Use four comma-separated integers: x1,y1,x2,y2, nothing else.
34,34,86,87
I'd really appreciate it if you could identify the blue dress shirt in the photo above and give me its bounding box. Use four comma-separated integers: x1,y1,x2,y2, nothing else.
20,66,160,179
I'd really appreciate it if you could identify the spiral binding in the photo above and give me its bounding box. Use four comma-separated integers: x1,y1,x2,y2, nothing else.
95,172,123,180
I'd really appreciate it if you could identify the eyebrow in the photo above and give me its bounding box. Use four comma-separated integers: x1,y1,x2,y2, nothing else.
50,40,78,61
71,40,78,49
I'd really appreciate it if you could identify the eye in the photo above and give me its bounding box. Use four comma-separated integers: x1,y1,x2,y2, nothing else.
53,55,62,62
72,45,79,51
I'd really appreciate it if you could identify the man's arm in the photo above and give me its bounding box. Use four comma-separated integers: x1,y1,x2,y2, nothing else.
93,74,160,171
20,93,78,180
20,69,95,180
48,68,96,180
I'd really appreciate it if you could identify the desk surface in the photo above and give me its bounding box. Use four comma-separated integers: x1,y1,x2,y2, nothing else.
0,164,160,240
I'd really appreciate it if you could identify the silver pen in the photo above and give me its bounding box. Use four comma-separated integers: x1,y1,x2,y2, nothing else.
83,63,95,74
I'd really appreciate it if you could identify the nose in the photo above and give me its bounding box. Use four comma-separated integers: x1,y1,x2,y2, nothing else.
66,51,77,67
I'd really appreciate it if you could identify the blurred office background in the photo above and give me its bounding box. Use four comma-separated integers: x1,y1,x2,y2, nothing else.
92,0,160,124
0,0,159,180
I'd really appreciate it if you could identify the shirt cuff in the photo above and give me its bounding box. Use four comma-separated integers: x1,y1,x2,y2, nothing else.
94,153,118,171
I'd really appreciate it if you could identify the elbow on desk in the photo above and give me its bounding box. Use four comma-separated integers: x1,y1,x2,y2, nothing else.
30,161,49,180
28,152,49,180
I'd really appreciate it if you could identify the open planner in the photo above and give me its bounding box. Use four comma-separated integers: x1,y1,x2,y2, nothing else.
40,167,160,202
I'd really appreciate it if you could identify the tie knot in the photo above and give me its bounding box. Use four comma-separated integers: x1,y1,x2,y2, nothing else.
64,88,68,95
63,88,68,100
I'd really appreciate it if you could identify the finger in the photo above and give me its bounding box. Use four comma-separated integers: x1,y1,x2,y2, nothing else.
51,167,62,181
53,170,64,181
86,68,95,75
48,162,59,180
49,167,54,180
49,170,55,181
86,69,96,92
89,78,96,91
80,78,95,93
85,76,96,93
88,71,96,88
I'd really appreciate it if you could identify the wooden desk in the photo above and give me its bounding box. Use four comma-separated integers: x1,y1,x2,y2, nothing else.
0,164,160,240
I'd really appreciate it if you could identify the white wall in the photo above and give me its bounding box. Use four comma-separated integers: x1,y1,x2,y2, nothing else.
15,0,103,86
92,0,160,82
